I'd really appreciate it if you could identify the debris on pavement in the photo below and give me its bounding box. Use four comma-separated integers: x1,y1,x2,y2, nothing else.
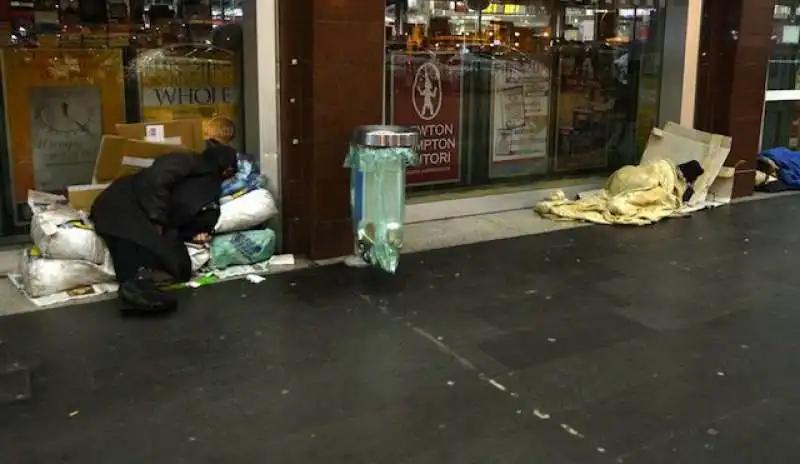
245,274,266,284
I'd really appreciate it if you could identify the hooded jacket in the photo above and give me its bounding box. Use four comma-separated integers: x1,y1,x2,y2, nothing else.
91,145,238,281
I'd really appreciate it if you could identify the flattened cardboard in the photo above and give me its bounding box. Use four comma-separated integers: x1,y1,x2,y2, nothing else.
640,122,732,208
93,135,191,183
67,183,110,212
116,155,156,178
115,119,205,151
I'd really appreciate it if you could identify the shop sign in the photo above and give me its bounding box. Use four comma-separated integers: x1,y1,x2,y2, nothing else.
491,56,551,164
136,51,240,149
392,53,461,185
142,86,236,107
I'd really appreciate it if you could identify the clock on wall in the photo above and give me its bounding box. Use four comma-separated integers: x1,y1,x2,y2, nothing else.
34,98,98,135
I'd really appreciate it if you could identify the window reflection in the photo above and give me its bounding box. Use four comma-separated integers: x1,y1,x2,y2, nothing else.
0,0,245,229
763,1,800,154
767,1,800,91
385,0,664,195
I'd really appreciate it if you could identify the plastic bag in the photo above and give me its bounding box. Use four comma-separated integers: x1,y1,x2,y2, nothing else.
344,145,418,274
215,188,278,234
30,208,107,264
210,229,276,270
221,187,261,205
27,189,68,212
20,247,115,298
28,190,107,263
220,153,264,197
187,243,210,272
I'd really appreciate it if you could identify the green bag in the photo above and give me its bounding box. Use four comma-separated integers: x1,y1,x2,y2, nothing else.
210,229,276,270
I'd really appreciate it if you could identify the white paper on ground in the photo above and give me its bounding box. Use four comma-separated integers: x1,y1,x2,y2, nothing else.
212,262,271,280
268,254,295,266
245,274,266,284
8,274,118,308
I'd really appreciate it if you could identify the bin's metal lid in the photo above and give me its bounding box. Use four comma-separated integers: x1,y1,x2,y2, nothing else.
351,125,420,148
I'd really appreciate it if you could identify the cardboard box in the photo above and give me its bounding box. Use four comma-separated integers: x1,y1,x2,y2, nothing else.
115,119,205,152
640,122,732,207
67,183,110,213
116,155,156,179
93,135,192,183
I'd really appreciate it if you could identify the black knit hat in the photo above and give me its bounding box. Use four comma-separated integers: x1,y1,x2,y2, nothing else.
201,143,238,176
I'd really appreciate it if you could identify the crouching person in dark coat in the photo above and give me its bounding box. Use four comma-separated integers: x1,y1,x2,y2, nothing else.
91,144,238,315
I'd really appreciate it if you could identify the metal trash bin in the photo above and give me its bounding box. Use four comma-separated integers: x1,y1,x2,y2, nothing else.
343,125,420,273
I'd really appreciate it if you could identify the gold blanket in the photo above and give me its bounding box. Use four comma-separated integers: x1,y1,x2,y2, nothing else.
535,160,687,226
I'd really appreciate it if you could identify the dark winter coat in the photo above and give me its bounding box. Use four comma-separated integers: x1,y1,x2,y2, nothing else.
91,145,238,281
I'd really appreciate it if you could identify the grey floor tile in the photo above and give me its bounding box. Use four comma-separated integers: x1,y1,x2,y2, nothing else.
2,195,800,462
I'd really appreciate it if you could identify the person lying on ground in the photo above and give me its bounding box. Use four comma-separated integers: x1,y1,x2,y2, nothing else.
90,142,238,315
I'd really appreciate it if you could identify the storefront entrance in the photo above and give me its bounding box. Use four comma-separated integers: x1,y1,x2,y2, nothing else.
385,0,664,219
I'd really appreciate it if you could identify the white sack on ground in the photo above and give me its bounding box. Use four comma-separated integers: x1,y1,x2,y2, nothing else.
20,248,115,298
535,160,685,226
30,205,107,264
215,188,278,234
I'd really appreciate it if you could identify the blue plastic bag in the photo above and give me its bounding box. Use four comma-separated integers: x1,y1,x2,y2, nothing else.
221,153,264,198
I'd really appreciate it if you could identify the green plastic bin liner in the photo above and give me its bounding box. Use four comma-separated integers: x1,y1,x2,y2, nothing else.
210,228,277,270
344,145,419,274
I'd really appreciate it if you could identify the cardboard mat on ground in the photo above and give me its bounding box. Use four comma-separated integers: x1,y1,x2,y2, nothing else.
9,255,297,308
536,123,734,225
639,121,734,210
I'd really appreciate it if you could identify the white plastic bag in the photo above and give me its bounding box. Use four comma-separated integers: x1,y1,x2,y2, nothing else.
20,248,115,298
27,190,68,213
187,243,210,272
215,188,278,234
28,190,107,263
30,208,107,264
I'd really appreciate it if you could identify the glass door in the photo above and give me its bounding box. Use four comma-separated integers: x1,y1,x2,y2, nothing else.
551,0,662,173
762,1,800,152
383,0,663,202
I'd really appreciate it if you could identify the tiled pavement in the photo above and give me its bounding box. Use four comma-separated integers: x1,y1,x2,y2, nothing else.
2,195,800,462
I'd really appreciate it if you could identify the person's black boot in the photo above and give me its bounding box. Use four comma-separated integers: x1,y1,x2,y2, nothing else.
119,269,177,316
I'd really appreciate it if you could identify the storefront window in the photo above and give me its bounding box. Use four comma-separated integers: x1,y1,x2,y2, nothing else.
762,100,800,150
766,1,800,92
0,1,245,235
763,1,800,152
384,0,664,197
